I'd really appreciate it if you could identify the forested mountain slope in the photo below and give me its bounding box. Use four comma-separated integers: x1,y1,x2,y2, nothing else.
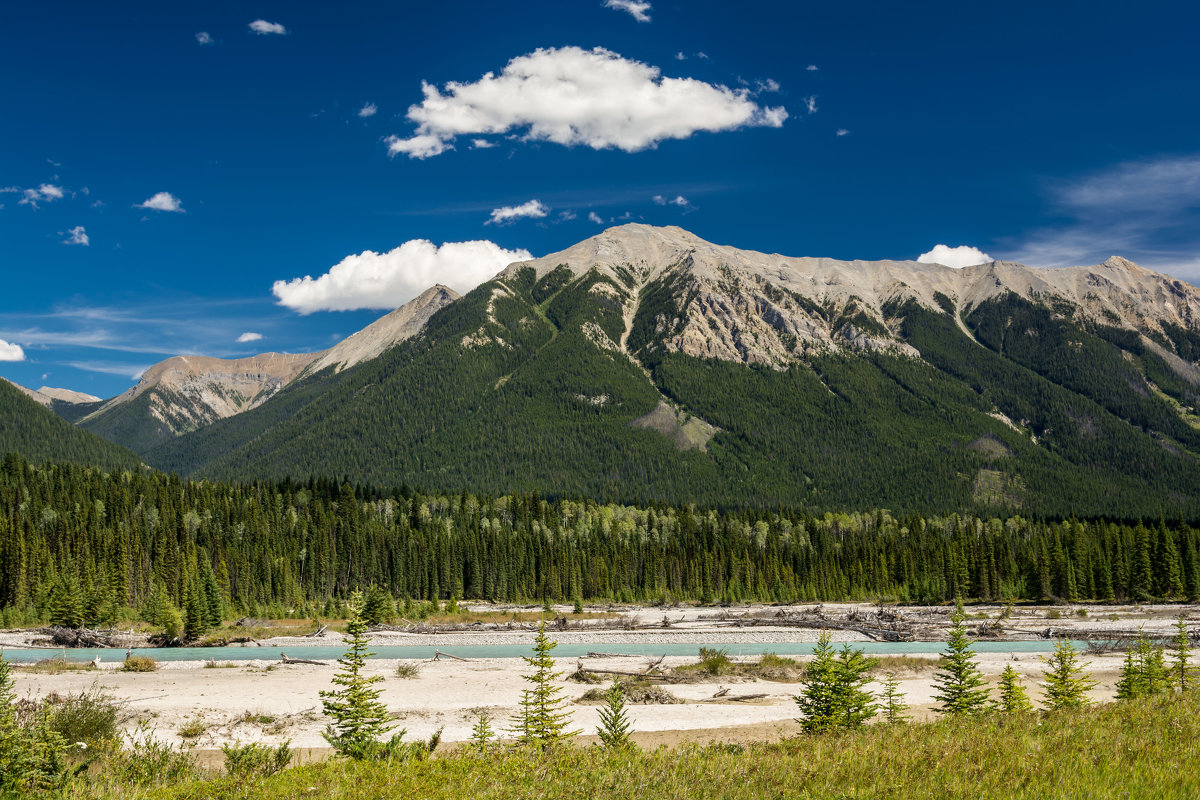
0,378,141,471
140,225,1200,518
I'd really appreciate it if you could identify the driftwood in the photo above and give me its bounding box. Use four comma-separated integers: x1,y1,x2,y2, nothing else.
303,625,328,638
712,686,731,697
41,626,117,648
432,650,469,662
585,651,638,658
704,693,768,703
576,668,670,680
280,653,326,666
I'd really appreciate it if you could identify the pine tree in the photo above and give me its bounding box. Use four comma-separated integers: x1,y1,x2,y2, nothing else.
183,581,207,641
361,585,395,627
0,655,68,793
794,630,878,733
1040,640,1096,711
596,682,634,749
509,622,576,748
1169,615,1194,692
879,673,909,725
320,591,397,759
47,572,83,628
1116,636,1169,700
469,712,495,752
994,664,1034,713
932,613,990,716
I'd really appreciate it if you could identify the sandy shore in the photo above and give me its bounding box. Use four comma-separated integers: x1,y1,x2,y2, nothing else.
9,600,1186,757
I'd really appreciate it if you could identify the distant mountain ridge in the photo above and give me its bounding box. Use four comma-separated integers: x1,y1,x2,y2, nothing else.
14,224,1200,517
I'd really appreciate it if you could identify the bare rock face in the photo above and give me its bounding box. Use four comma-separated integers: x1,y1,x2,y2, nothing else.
83,352,320,433
501,224,1200,369
2,379,100,407
305,284,460,375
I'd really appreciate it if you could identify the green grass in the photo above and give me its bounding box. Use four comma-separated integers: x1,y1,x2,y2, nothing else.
68,691,1200,799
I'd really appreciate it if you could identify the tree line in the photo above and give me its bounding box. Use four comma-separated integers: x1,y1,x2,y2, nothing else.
1,454,1199,632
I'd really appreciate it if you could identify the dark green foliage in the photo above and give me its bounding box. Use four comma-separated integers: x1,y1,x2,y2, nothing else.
360,585,395,626
468,713,495,752
320,592,397,759
1040,640,1097,711
596,683,634,749
0,378,140,471
932,613,990,716
793,631,878,733
3,455,1200,618
511,623,576,747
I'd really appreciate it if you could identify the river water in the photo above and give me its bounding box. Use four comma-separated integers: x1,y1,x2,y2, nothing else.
0,639,1075,664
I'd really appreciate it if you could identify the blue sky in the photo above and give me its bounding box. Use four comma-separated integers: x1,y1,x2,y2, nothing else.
2,0,1199,397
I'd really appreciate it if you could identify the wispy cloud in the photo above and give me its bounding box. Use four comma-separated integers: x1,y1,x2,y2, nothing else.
604,0,652,22
802,95,818,114
487,199,549,225
385,46,786,159
236,332,263,343
249,19,287,35
588,211,605,225
196,31,213,45
835,128,850,137
17,183,64,209
652,194,693,211
1009,154,1200,279
61,360,150,379
358,102,377,118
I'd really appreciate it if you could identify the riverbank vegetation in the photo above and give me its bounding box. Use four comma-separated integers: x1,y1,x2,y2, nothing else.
2,455,1199,637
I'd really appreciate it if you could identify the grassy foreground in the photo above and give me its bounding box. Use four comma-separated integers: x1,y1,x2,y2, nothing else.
72,692,1200,800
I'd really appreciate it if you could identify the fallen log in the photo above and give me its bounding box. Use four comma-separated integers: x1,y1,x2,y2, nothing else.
303,625,328,638
280,653,326,666
703,693,768,703
432,649,469,662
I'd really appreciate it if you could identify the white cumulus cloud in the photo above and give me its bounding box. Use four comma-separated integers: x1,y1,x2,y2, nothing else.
136,192,184,212
62,226,88,246
588,211,605,224
249,20,287,35
272,239,532,314
652,195,690,208
236,332,263,343
487,199,549,226
385,46,787,159
803,95,818,114
0,339,24,362
917,244,992,269
196,31,212,45
604,0,652,22
836,128,850,137
471,138,496,149
358,102,377,118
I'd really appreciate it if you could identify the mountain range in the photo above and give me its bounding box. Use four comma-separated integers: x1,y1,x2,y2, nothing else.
6,224,1200,517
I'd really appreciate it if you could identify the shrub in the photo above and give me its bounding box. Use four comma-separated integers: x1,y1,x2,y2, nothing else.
122,656,158,673
43,687,121,752
222,740,292,779
696,647,733,676
177,716,208,739
394,662,420,679
104,723,198,787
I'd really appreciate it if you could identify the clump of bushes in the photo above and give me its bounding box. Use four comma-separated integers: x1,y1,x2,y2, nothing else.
122,655,158,673
222,740,292,778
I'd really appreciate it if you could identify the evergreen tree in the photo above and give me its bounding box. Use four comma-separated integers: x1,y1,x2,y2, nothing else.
360,585,395,627
1040,640,1096,711
994,664,1034,713
47,572,83,628
320,591,396,759
0,655,69,793
879,673,909,725
1169,616,1193,693
468,712,495,752
1116,637,1169,700
183,581,207,641
510,623,576,748
932,613,990,716
596,682,635,749
794,631,878,732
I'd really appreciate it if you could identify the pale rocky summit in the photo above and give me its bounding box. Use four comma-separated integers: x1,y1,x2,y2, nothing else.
304,284,460,375
500,224,1200,369
2,378,100,407
83,352,319,433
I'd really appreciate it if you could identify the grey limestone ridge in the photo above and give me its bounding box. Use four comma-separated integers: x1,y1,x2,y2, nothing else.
2,378,100,408
19,224,1200,447
500,224,1200,369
